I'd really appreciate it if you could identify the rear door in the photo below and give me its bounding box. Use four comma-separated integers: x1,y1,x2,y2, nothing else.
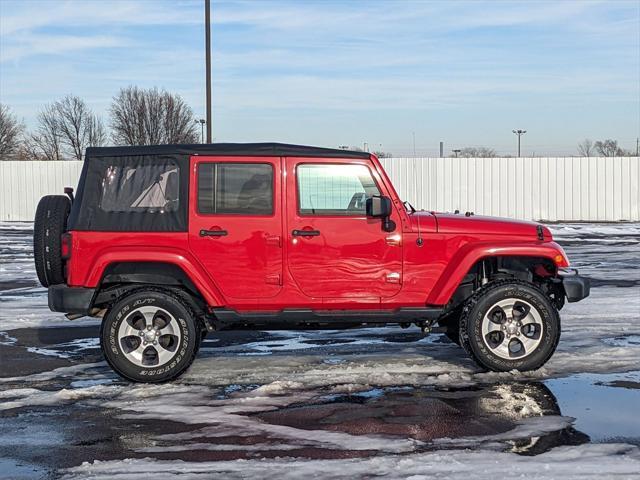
189,156,283,299
285,157,403,302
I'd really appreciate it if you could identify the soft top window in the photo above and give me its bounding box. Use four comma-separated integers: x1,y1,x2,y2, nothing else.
99,162,179,213
68,154,188,232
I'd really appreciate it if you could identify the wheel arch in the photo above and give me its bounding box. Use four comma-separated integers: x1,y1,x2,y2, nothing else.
88,257,223,314
427,243,564,306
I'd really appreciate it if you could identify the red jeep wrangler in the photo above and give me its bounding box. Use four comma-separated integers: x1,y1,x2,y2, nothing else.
34,143,589,382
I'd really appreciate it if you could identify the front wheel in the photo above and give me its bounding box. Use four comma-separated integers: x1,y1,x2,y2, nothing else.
460,280,560,372
100,290,200,383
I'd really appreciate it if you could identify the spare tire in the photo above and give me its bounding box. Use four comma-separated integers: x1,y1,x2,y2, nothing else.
34,195,71,287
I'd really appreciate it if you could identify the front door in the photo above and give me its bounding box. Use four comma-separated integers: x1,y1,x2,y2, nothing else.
285,157,403,302
189,156,283,299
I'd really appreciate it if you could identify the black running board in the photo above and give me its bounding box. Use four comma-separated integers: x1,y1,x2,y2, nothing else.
211,307,443,330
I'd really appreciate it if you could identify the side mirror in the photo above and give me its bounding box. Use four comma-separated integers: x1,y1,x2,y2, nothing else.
366,195,392,218
366,195,396,232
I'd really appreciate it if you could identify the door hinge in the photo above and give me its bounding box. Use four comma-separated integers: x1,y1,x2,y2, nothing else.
386,272,401,284
265,274,282,285
385,234,401,246
266,235,282,247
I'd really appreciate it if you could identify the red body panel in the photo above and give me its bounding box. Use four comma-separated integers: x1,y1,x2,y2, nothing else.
67,154,569,311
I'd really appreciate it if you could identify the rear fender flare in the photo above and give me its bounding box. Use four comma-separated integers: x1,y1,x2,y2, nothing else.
84,248,224,307
427,241,565,306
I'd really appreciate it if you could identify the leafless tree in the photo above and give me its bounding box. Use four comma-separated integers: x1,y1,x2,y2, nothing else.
459,147,496,158
594,139,624,157
23,96,106,160
577,139,595,157
26,104,63,160
0,104,25,157
372,150,393,158
109,86,198,145
54,95,106,160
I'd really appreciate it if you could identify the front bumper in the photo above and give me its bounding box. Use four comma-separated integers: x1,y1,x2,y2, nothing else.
48,285,96,314
559,268,590,303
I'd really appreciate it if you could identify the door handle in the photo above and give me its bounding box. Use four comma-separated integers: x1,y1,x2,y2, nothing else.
292,229,320,237
200,229,228,237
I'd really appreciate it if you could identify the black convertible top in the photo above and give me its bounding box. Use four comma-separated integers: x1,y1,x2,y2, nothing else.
85,142,371,159
70,143,370,232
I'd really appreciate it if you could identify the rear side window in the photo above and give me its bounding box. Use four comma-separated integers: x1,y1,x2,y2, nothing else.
99,161,179,213
297,163,380,215
198,163,274,215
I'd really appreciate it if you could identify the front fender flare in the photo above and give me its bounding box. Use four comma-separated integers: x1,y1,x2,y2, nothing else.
426,241,566,306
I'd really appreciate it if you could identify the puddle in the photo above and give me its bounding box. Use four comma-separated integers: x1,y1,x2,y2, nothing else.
0,457,44,480
254,372,640,454
544,371,640,445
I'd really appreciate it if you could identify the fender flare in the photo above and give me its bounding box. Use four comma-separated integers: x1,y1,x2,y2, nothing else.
84,247,225,307
426,241,565,306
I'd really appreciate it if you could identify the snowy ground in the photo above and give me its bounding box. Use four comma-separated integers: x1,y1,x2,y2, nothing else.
0,222,639,479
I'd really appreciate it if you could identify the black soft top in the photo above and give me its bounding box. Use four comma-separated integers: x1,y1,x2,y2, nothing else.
70,143,370,232
85,142,371,159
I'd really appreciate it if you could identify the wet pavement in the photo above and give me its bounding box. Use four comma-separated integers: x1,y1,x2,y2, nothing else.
0,222,639,479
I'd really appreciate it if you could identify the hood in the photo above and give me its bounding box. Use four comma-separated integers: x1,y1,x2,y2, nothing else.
431,212,551,239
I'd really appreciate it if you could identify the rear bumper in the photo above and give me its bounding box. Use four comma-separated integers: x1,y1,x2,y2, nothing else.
48,285,96,314
559,269,590,303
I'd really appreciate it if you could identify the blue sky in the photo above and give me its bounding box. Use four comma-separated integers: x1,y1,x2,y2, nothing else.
1,0,638,156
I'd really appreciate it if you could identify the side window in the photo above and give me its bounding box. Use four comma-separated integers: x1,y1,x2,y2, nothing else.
99,161,180,213
297,164,380,215
198,163,274,215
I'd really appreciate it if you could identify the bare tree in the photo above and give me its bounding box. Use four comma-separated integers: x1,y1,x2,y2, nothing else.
594,139,624,157
372,150,393,158
26,104,63,160
0,104,25,157
459,147,496,158
110,86,198,145
54,95,106,160
577,139,595,157
22,96,106,161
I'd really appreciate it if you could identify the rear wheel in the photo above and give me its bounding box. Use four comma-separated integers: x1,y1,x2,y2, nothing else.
460,280,560,372
33,195,70,287
100,290,200,383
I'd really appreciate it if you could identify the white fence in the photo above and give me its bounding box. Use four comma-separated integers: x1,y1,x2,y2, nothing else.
1,157,638,222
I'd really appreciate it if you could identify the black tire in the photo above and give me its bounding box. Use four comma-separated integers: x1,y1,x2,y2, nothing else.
33,195,71,287
459,280,560,372
100,289,200,383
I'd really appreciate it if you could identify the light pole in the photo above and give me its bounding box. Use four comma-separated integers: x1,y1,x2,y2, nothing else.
196,119,206,143
452,149,461,158
512,129,526,157
205,0,212,143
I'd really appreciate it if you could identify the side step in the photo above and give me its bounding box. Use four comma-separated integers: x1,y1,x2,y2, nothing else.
211,307,443,330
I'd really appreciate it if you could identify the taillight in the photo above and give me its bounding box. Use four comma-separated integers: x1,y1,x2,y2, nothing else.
61,233,72,259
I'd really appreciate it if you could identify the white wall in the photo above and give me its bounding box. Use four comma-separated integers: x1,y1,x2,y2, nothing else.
381,156,639,222
0,161,84,221
1,157,638,222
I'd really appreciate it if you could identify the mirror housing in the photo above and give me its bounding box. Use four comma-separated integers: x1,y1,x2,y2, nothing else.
366,195,392,218
366,195,396,232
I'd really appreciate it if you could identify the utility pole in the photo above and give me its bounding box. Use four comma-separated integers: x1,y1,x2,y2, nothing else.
636,137,639,156
205,0,212,143
512,129,526,157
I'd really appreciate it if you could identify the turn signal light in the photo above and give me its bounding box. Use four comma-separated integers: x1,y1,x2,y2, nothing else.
553,253,569,267
61,233,72,259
